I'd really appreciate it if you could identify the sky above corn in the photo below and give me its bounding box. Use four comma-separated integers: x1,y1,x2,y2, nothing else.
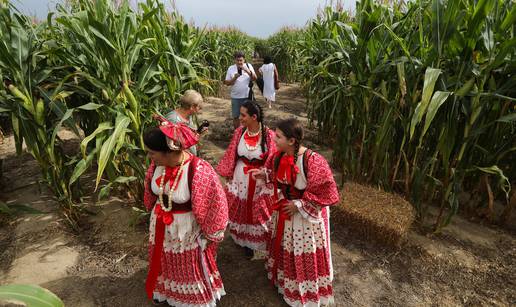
15,0,355,38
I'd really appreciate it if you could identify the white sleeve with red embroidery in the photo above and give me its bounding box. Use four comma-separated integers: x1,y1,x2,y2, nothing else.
205,230,225,242
293,199,322,223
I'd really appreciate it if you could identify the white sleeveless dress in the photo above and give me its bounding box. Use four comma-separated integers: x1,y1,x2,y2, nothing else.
260,63,276,102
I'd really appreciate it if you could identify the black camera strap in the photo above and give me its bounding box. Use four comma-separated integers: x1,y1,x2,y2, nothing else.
246,63,255,100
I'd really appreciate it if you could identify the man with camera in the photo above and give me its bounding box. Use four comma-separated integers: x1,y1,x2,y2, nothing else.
224,51,257,129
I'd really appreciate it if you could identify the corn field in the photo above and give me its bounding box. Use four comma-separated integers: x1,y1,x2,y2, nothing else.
271,0,514,229
0,0,254,226
258,27,304,83
0,0,514,229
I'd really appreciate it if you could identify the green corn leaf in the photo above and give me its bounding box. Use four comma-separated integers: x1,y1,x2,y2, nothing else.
422,91,451,137
410,67,442,139
95,114,131,190
0,284,64,307
80,122,112,158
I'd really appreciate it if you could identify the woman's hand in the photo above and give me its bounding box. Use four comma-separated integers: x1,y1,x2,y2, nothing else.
282,202,299,217
198,127,209,135
248,168,266,180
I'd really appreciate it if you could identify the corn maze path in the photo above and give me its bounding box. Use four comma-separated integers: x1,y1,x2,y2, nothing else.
0,83,515,306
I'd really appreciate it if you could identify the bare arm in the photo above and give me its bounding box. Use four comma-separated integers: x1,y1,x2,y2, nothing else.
243,65,257,81
224,74,239,86
249,70,257,81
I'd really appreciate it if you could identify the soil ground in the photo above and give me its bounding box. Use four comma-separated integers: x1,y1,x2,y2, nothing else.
0,83,515,307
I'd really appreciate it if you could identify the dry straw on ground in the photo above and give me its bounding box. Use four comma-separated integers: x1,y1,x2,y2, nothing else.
334,182,415,247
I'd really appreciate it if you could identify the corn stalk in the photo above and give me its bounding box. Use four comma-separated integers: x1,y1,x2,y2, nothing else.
0,2,92,227
298,0,515,229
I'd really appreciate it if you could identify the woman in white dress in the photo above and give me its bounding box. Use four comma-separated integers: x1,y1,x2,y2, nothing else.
259,56,279,109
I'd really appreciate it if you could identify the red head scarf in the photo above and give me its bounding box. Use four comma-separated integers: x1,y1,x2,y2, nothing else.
153,115,199,150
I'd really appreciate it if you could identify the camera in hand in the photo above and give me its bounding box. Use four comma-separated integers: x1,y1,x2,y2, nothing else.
197,120,210,133
237,67,242,75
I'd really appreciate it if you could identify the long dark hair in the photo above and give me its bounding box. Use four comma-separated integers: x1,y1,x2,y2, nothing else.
276,118,303,164
143,127,172,153
241,100,267,154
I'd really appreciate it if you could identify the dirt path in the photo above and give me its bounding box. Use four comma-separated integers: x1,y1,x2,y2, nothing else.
1,84,515,306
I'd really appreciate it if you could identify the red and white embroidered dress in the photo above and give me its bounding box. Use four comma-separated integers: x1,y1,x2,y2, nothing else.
216,126,276,251
265,151,339,307
144,156,228,307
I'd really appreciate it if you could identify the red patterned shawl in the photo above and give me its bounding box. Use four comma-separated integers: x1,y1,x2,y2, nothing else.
264,151,340,207
143,158,228,242
216,126,276,178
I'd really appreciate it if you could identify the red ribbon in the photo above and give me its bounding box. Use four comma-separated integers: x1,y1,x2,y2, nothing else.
145,204,188,299
276,154,299,185
154,203,175,225
146,205,167,300
270,198,290,285
243,159,264,224
268,153,300,284
270,156,295,285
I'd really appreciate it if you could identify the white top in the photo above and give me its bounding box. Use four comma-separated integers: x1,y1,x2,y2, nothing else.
236,131,266,160
259,63,276,101
227,132,269,200
148,161,209,252
151,162,191,204
225,63,256,99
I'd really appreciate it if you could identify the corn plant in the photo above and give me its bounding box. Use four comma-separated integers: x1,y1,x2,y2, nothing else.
139,0,209,100
46,0,146,202
263,27,304,83
0,2,88,225
0,0,219,222
0,284,64,307
298,0,515,229
0,200,43,217
49,0,212,202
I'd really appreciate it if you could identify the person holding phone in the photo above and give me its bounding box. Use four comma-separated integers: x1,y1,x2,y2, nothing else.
224,51,257,129
166,90,208,156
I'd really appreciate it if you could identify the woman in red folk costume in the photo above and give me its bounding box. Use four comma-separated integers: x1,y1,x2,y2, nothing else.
216,100,276,257
143,116,228,306
250,118,339,307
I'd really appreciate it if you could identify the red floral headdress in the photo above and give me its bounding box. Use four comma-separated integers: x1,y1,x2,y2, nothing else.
153,115,199,150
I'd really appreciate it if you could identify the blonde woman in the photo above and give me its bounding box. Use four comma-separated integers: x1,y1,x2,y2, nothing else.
166,90,208,156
